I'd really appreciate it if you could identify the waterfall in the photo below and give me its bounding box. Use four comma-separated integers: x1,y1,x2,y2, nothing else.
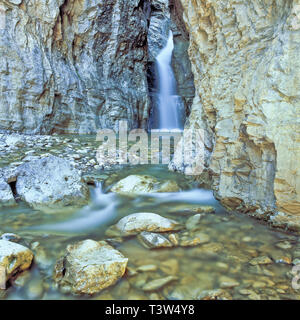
155,30,185,130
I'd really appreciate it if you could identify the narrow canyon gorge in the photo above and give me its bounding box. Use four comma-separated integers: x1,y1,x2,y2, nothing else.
0,0,299,301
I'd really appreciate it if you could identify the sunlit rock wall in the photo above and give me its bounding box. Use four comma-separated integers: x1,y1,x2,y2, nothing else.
174,0,300,230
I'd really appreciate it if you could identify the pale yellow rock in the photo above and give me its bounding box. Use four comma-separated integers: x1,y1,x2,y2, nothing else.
111,212,182,236
0,240,34,285
142,276,178,292
111,175,180,194
173,0,300,230
54,240,128,295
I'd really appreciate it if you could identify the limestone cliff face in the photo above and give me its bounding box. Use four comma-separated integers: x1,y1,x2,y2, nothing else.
175,0,300,229
0,0,150,133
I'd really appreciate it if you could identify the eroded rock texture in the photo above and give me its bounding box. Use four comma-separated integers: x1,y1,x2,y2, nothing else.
175,0,300,229
170,0,194,116
0,0,150,133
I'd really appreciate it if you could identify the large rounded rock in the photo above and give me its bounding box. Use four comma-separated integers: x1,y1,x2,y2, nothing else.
16,156,89,208
54,240,128,295
0,240,34,288
110,175,180,194
107,212,182,236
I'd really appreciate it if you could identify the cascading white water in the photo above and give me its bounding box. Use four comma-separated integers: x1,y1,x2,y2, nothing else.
156,30,184,130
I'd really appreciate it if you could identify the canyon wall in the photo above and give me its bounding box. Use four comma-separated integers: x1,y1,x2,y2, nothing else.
0,0,150,133
174,0,300,230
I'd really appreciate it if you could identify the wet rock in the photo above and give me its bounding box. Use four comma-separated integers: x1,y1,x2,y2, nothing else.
0,233,21,243
239,288,261,300
108,212,181,236
0,240,34,287
180,232,210,247
54,240,128,295
239,289,253,296
215,262,229,272
275,241,293,250
168,205,215,215
0,179,16,207
129,273,149,289
33,247,53,271
248,292,262,300
185,214,202,230
149,293,162,300
159,259,179,276
126,266,138,277
191,242,224,255
137,265,158,272
252,281,267,289
26,278,44,300
219,276,240,289
249,256,273,266
189,206,215,214
110,175,180,194
270,251,292,265
168,233,179,246
180,235,208,247
16,156,89,209
293,258,300,266
142,276,178,292
197,289,232,300
242,237,252,242
138,232,173,249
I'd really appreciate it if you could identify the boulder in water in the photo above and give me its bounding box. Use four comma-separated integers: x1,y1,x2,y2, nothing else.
0,240,34,288
106,212,182,236
54,240,128,295
15,155,89,209
138,231,173,249
110,175,180,194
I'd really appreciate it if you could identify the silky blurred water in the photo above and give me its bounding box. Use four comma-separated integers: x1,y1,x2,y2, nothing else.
0,164,299,300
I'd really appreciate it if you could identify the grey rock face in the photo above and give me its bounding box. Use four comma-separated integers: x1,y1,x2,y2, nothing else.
0,0,150,134
16,155,89,208
148,0,171,61
170,0,195,116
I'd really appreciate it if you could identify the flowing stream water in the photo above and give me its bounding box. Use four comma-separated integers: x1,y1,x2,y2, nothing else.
0,139,299,300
